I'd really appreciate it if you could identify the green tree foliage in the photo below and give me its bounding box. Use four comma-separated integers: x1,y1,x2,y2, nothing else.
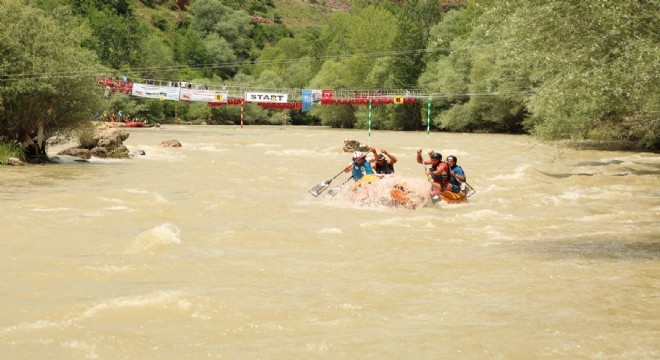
189,0,253,66
255,38,314,88
137,34,178,80
173,28,209,69
0,0,104,160
341,7,397,88
422,0,657,148
3,0,654,150
491,0,659,149
420,3,527,133
77,2,151,69
389,0,441,130
309,6,398,128
204,34,239,79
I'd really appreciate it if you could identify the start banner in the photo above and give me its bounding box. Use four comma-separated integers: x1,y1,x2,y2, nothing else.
245,92,288,103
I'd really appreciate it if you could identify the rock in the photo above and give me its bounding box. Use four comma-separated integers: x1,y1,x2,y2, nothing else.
50,155,89,163
8,157,24,166
343,139,370,153
90,147,108,158
161,139,182,147
58,148,91,159
129,149,146,157
57,128,129,159
94,128,129,149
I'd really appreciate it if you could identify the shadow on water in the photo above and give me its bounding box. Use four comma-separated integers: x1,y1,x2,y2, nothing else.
535,170,594,178
536,159,660,178
518,237,660,261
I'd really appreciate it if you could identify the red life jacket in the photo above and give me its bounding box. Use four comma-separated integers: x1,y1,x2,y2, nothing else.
431,162,450,190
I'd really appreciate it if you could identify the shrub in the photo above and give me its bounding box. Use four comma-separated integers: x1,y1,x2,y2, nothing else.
0,140,24,165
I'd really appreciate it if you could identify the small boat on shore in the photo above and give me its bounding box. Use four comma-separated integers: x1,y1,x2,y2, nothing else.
125,121,145,128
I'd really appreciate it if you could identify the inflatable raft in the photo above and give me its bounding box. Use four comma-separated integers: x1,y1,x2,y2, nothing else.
349,174,424,209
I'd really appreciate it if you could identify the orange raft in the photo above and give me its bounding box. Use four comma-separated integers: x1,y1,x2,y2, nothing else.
432,188,468,204
349,174,422,209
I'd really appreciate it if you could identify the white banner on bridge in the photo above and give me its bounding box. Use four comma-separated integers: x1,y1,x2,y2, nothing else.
180,88,229,103
245,92,288,103
131,83,181,101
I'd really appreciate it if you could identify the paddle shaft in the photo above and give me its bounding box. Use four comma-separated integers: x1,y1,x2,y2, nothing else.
325,175,354,198
309,165,351,197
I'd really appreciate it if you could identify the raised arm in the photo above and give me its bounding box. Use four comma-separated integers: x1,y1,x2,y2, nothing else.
369,146,378,164
381,149,397,165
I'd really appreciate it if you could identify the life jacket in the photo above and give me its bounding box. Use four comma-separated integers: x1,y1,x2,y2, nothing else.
431,162,450,190
375,162,394,175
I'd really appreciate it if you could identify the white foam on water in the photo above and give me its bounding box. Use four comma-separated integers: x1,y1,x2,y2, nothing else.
265,148,340,158
97,196,124,204
333,175,430,209
319,228,343,234
492,164,530,180
124,223,181,254
0,320,62,335
30,207,71,212
84,265,132,273
125,188,149,194
125,189,168,204
61,340,98,359
361,215,438,229
152,191,168,204
559,190,583,201
461,208,513,221
103,205,135,212
78,290,191,320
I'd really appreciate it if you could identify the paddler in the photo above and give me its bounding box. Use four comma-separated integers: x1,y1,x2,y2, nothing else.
416,149,451,201
345,150,374,181
370,148,397,175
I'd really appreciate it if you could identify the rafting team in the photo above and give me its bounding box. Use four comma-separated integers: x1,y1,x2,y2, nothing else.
345,147,470,202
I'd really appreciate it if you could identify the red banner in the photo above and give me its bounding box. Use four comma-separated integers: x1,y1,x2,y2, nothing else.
321,90,333,104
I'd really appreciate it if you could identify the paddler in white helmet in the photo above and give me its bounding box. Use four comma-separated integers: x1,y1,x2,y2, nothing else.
345,148,375,181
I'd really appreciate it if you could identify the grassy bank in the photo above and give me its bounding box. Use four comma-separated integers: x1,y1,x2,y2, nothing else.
0,141,24,164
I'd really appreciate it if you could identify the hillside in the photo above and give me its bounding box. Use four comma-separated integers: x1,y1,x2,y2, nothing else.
132,0,353,35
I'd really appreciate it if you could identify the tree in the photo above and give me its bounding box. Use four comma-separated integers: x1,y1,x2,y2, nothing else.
309,6,398,128
0,0,105,162
491,0,659,149
389,0,442,130
189,0,254,66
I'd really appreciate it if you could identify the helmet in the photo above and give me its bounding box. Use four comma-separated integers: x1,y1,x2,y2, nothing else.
352,151,365,160
430,152,442,160
378,154,386,161
446,155,457,163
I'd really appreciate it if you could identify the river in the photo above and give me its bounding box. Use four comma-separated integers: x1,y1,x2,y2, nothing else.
0,125,658,359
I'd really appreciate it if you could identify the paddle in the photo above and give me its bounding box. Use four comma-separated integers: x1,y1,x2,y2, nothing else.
308,167,348,197
463,181,476,197
325,175,354,198
421,162,442,204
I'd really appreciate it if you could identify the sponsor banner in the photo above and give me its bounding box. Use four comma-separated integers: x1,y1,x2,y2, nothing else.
180,88,229,103
131,83,180,101
311,89,322,103
131,83,181,101
301,89,313,112
321,90,333,101
245,92,288,103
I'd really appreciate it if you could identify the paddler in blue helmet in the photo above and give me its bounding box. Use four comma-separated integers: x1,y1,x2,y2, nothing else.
345,149,375,181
